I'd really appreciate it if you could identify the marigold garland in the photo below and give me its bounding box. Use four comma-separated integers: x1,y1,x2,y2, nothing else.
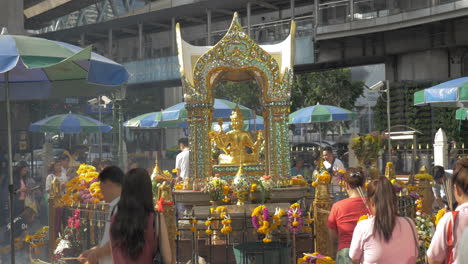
303,212,313,232
251,205,285,243
24,226,49,254
287,203,303,234
221,215,232,235
311,171,331,188
205,218,213,235
297,252,336,264
415,172,434,181
357,214,369,223
58,164,103,206
189,218,198,233
434,208,446,226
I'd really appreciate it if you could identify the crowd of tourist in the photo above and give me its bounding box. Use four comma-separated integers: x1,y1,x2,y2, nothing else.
325,158,468,264
0,139,467,264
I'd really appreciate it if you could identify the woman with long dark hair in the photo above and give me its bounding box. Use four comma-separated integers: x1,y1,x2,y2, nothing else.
427,158,468,264
327,168,369,264
13,161,36,216
110,168,171,264
349,177,418,264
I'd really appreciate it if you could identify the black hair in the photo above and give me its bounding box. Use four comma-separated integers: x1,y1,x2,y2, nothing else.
433,165,445,180
178,137,189,147
345,167,366,189
110,168,154,260
98,165,124,185
48,159,62,174
14,161,29,176
323,146,333,154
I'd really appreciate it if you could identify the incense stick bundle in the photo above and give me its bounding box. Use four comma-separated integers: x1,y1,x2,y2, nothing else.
442,173,454,211
357,186,371,214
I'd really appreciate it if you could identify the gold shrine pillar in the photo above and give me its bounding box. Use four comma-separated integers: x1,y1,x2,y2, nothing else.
48,178,61,259
264,102,292,180
186,104,213,183
313,182,333,256
176,12,295,181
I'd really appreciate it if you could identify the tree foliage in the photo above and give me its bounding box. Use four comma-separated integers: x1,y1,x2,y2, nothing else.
291,69,364,112
212,69,364,136
214,80,262,114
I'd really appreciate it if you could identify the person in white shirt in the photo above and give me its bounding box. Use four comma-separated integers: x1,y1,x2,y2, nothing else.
323,147,345,201
45,159,68,194
79,166,124,264
175,138,190,182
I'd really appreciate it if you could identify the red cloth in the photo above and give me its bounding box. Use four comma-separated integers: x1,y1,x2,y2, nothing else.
327,197,368,250
111,212,155,264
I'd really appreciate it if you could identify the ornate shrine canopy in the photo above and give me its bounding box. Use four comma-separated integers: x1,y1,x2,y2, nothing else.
176,12,295,104
175,12,295,180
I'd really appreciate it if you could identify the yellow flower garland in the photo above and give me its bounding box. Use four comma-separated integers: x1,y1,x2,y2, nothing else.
357,214,369,223
189,218,198,233
435,208,446,226
415,173,434,181
205,218,213,235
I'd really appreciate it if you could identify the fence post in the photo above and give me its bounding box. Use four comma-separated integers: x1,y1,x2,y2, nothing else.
313,181,332,257
433,128,448,168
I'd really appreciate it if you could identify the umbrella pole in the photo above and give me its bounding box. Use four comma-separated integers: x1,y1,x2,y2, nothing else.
318,122,322,147
5,71,16,264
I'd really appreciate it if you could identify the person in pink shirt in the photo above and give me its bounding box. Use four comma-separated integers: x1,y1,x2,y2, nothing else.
427,158,468,264
110,168,172,264
327,167,369,264
349,177,418,264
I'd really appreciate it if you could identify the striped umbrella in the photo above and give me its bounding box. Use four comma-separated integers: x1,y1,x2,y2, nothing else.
414,77,468,107
29,113,112,133
162,98,254,122
1,28,127,258
212,116,265,132
289,103,357,124
0,29,128,100
123,112,180,128
289,103,356,144
455,108,468,120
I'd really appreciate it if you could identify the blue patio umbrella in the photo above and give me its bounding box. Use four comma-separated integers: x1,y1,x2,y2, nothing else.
123,111,180,128
161,98,255,122
289,103,356,144
0,28,128,261
29,113,113,133
414,77,468,107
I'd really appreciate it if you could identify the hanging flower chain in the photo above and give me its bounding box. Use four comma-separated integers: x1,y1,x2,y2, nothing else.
251,205,285,243
221,215,232,235
297,252,336,264
189,217,198,233
287,203,303,234
303,211,313,232
205,217,213,235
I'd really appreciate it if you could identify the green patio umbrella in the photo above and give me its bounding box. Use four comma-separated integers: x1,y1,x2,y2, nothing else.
456,108,468,120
